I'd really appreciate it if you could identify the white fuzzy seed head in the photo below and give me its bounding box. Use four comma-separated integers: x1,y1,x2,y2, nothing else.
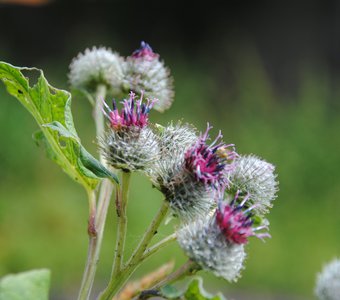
315,258,340,300
177,215,246,282
147,123,213,219
101,127,159,171
69,47,124,93
123,42,174,112
228,155,278,215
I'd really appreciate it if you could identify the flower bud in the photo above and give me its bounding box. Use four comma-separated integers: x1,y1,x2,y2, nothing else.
69,47,124,94
101,92,159,171
315,258,340,300
228,155,278,215
149,124,237,219
177,214,246,282
177,191,270,281
123,42,174,112
148,123,210,219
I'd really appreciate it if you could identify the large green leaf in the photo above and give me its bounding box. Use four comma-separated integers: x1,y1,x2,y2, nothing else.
161,277,226,300
0,269,50,300
0,62,118,191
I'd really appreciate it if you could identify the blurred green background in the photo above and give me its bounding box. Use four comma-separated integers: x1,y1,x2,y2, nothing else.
1,1,340,299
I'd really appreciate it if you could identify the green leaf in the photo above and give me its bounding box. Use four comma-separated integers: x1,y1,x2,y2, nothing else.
43,121,118,183
161,277,226,300
0,62,118,190
43,121,78,140
183,278,225,300
0,269,50,300
79,147,118,181
32,130,56,161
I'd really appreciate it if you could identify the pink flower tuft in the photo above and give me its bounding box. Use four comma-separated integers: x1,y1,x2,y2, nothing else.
103,92,156,130
131,41,159,61
184,124,237,188
216,193,271,244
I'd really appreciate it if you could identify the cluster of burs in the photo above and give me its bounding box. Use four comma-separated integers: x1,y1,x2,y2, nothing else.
69,42,279,283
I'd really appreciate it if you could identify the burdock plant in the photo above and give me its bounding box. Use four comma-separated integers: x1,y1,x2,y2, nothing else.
0,42,279,300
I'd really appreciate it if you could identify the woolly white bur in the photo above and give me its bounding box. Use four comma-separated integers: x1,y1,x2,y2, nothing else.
315,258,340,300
177,215,246,282
123,49,174,113
161,173,216,220
228,155,278,215
69,47,124,92
101,126,159,172
147,123,215,219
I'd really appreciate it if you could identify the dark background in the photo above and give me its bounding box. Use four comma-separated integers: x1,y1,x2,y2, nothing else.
2,0,340,90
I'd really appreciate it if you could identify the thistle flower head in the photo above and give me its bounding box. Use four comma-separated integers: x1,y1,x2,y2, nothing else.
105,91,155,130
184,124,238,189
69,47,124,93
123,41,174,112
315,258,340,300
216,193,270,244
177,214,246,282
101,92,159,171
147,122,216,219
228,155,278,215
147,122,197,189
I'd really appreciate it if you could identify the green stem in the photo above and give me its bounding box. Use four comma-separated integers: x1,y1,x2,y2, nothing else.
113,171,131,275
77,190,98,300
77,83,116,300
128,200,169,267
94,84,107,153
151,260,200,291
141,233,177,262
97,200,169,300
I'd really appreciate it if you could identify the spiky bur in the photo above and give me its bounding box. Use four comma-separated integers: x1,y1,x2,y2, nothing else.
101,92,159,171
227,155,278,215
184,124,238,189
160,173,216,220
177,214,246,282
177,192,270,281
315,258,340,300
148,122,197,183
148,124,236,220
148,122,212,219
123,41,174,112
69,47,124,95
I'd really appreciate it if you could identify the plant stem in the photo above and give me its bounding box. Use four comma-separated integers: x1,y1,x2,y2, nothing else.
141,233,177,262
128,201,169,268
77,190,98,300
97,200,170,300
96,179,114,230
77,179,114,300
94,84,107,155
78,83,116,300
113,171,131,275
150,260,200,291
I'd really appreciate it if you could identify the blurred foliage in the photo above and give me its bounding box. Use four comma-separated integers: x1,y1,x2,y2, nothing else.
0,48,339,300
